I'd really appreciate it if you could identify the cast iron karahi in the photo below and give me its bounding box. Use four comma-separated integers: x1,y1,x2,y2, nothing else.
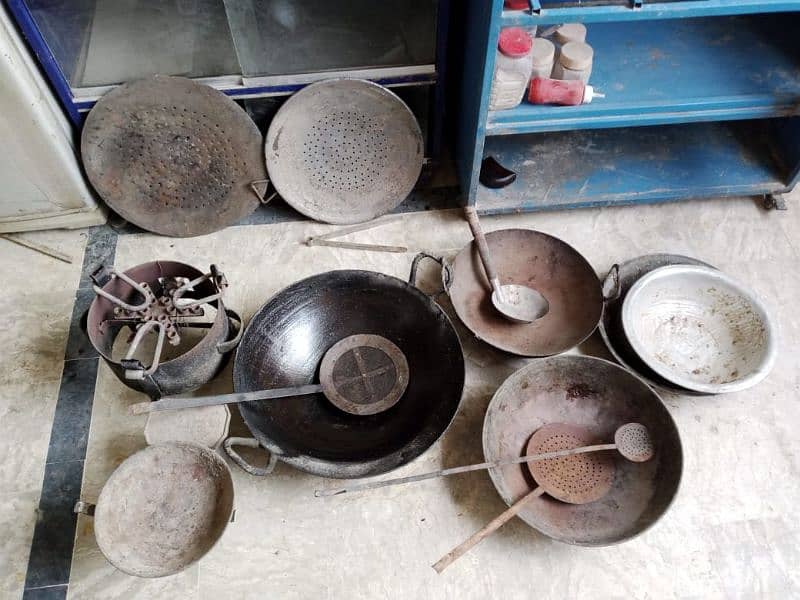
414,228,602,356
228,270,465,479
81,75,267,237
483,355,683,546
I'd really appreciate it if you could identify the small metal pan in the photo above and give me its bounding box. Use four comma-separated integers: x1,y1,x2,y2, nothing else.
413,229,603,357
74,443,234,578
599,254,714,394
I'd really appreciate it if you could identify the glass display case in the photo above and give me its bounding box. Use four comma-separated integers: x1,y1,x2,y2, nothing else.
6,0,446,157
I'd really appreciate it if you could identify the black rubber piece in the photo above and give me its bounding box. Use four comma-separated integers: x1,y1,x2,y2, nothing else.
480,156,517,189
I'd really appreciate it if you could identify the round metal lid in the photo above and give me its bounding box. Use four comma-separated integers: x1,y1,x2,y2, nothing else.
320,334,409,416
81,75,266,237
265,79,424,224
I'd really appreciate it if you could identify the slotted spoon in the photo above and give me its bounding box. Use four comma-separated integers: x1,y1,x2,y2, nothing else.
316,423,653,497
432,423,653,573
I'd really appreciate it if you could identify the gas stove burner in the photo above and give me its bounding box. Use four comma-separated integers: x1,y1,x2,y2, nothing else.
86,261,242,399
319,334,409,416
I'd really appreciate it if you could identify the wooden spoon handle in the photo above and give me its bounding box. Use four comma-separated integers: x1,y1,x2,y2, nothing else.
432,487,545,574
464,206,501,293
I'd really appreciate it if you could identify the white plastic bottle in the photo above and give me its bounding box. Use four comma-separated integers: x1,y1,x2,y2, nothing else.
530,38,556,80
489,27,534,111
553,41,594,83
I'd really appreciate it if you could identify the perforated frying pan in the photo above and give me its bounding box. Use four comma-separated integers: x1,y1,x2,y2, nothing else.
81,76,266,237
265,79,424,224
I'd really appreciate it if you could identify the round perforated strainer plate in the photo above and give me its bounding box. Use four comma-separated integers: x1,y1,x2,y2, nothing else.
265,79,424,224
527,423,615,505
81,76,266,237
319,334,409,416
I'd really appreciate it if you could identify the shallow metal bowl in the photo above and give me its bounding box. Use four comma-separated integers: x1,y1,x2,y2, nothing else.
93,443,234,578
622,265,776,394
483,356,682,546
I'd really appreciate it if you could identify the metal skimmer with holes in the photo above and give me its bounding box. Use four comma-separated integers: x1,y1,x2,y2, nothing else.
265,79,424,224
527,424,615,505
81,76,266,237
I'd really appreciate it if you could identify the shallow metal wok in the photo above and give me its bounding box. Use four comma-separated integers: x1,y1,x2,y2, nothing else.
225,270,465,479
413,228,602,357
483,355,683,546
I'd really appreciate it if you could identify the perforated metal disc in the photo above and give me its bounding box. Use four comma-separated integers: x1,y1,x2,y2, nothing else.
527,424,615,505
319,334,409,416
265,79,424,224
81,76,266,237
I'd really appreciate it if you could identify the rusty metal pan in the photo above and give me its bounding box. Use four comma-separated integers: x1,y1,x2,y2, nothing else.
599,254,715,394
85,260,242,399
81,75,267,237
483,355,683,546
265,79,424,224
227,269,465,479
417,229,603,357
75,443,234,578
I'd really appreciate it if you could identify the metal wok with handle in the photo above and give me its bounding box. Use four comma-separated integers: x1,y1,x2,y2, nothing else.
223,269,465,479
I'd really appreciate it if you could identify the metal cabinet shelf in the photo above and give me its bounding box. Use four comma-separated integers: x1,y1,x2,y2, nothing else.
454,0,800,214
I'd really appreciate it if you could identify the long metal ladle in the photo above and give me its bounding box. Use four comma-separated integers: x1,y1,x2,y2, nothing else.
464,207,549,322
315,423,654,497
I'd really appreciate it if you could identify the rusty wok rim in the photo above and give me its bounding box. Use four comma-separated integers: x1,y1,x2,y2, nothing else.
444,229,603,357
482,355,683,547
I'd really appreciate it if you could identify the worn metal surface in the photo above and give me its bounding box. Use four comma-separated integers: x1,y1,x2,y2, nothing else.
81,75,266,237
614,423,655,463
319,334,409,417
622,265,777,395
446,229,602,356
86,261,241,399
265,79,424,224
526,424,615,505
599,253,714,394
92,443,234,578
232,270,464,479
483,355,683,546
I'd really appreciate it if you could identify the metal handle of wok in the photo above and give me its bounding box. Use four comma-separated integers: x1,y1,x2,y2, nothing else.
223,437,278,477
250,179,278,205
216,308,244,354
602,264,622,301
409,252,449,297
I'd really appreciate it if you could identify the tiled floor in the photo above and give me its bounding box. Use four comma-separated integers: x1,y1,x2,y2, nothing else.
3,193,800,599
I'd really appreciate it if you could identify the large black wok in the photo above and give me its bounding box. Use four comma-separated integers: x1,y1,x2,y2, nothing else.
226,270,465,479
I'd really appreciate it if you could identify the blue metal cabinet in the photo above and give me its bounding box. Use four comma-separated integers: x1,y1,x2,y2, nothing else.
455,0,800,214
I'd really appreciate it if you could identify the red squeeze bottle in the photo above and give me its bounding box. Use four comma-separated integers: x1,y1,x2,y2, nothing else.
528,78,605,106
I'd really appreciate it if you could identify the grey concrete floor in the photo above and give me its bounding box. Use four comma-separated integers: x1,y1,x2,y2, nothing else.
2,192,800,599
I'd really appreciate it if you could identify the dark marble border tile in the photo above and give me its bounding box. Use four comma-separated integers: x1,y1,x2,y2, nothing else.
24,226,118,596
22,584,68,600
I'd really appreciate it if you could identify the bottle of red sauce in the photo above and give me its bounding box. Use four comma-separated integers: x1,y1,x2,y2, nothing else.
528,78,605,106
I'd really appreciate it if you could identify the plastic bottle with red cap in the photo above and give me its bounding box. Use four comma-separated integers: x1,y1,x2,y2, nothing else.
489,27,534,111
